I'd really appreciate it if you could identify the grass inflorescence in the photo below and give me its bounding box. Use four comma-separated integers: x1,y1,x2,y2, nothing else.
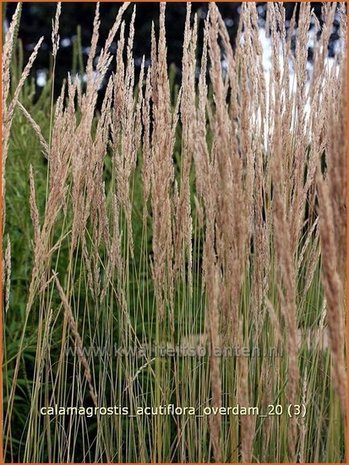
2,2,346,462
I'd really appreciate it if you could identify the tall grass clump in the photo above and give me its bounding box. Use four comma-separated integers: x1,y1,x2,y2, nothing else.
2,2,346,462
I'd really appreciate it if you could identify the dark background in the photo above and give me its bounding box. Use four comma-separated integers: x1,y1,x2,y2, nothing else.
3,2,341,95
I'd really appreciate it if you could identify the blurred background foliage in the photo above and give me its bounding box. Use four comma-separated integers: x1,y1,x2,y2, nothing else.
3,2,341,100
